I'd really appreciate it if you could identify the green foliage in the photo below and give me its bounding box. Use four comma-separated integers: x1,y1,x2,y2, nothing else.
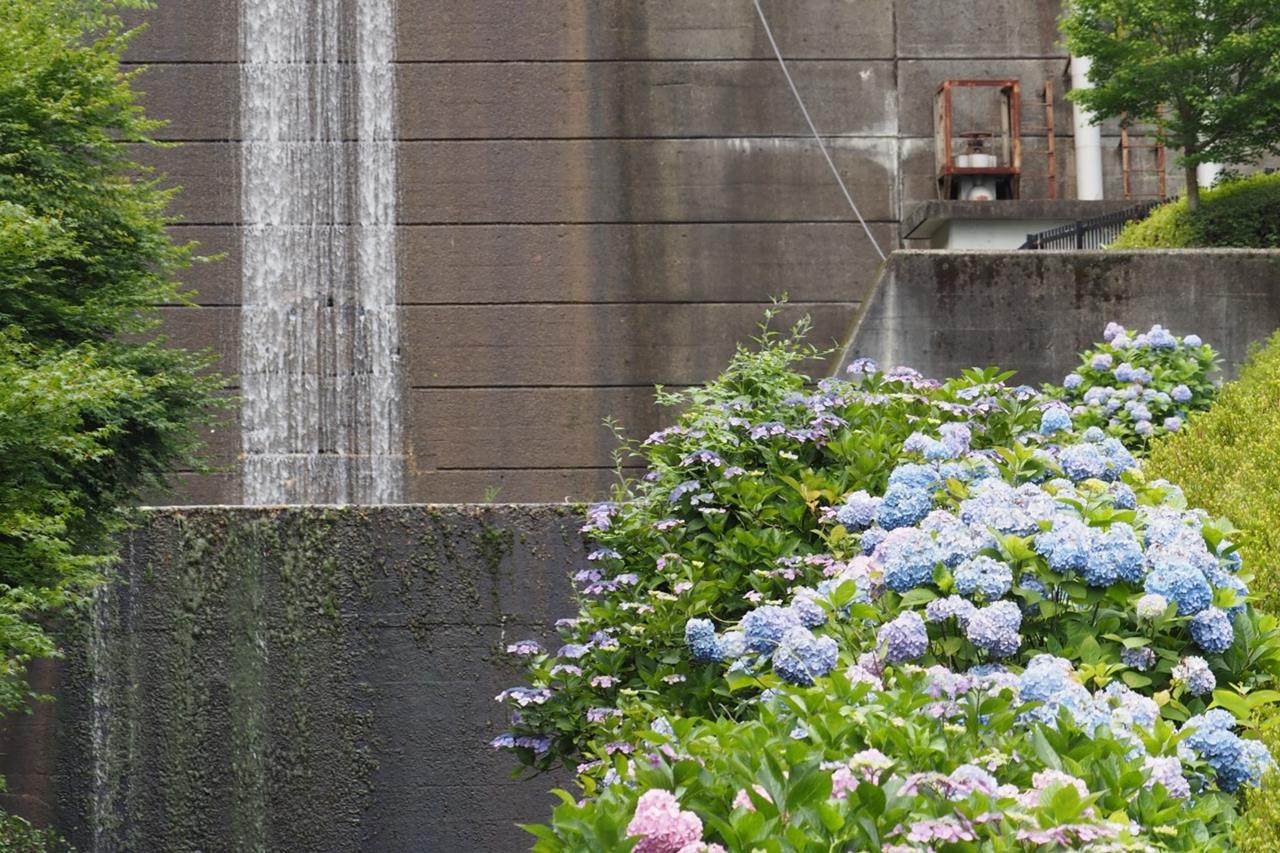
1146,332,1280,850
0,0,223,715
1112,172,1280,248
498,317,1046,771
1062,0,1280,204
530,670,1238,851
0,811,69,853
1110,198,1195,248
1147,332,1280,613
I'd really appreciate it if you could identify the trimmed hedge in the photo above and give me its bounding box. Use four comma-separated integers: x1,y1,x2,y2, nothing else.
1111,171,1280,248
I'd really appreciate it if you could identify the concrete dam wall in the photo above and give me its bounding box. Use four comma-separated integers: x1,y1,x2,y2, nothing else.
0,506,580,852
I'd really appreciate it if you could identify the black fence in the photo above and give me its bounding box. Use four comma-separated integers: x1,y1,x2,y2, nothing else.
1019,200,1165,250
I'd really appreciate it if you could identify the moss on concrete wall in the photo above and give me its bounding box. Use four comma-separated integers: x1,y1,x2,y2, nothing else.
1,505,582,852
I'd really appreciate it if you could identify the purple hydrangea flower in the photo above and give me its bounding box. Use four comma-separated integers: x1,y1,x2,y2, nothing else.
966,601,1022,657
877,610,929,662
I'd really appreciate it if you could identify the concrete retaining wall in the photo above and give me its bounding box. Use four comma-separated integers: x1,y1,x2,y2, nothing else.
838,250,1280,383
0,506,581,852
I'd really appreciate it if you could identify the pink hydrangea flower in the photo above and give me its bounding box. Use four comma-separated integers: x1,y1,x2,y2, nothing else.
626,790,704,853
731,784,771,811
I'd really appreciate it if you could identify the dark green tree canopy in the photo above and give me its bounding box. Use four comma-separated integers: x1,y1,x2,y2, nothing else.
1062,0,1280,207
0,0,223,711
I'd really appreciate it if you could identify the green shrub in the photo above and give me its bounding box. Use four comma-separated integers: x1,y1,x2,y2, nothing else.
0,1,224,711
1147,332,1280,852
1111,171,1280,248
1110,198,1195,248
1147,332,1280,612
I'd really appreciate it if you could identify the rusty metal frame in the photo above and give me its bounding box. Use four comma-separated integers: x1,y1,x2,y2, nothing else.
934,79,1022,200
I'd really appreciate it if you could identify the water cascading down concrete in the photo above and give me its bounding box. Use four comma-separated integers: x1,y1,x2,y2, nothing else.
240,0,402,504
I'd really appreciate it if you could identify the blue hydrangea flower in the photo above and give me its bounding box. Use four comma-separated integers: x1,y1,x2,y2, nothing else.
875,483,934,530
1172,655,1216,696
1087,523,1145,586
966,601,1022,657
877,528,941,592
1109,483,1137,510
888,462,942,491
877,610,929,662
925,595,977,625
1035,517,1093,574
743,605,801,654
1040,406,1073,435
685,618,723,662
1063,373,1084,390
720,631,747,659
1017,655,1090,725
922,511,981,568
1147,325,1177,349
1189,607,1234,653
860,525,889,555
902,432,933,454
1143,755,1191,799
772,626,838,686
1103,322,1125,341
1121,646,1155,671
1059,442,1107,482
1099,438,1137,479
939,423,972,456
1114,363,1136,383
1090,353,1113,371
954,555,1013,600
1242,739,1275,788
1144,560,1213,615
1163,416,1183,432
788,588,827,628
1134,419,1154,437
1083,426,1106,442
1184,334,1203,347
1194,728,1252,792
837,490,881,530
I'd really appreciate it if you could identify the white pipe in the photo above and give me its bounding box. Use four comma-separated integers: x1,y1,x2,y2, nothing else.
1197,162,1223,191
1071,55,1105,200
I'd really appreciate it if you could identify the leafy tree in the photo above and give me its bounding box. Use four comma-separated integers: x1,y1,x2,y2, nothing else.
0,0,223,712
1062,0,1280,209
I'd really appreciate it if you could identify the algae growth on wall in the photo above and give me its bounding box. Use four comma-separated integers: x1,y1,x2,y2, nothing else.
0,505,581,852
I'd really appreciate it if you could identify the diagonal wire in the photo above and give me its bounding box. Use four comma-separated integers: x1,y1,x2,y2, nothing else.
751,0,887,261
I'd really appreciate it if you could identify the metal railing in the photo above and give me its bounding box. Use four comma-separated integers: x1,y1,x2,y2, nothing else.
1019,200,1164,250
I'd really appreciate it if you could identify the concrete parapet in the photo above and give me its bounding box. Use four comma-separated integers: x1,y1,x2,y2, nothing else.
838,250,1280,383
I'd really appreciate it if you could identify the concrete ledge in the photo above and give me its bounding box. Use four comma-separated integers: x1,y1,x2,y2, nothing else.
837,249,1280,383
901,200,1152,240
0,505,582,853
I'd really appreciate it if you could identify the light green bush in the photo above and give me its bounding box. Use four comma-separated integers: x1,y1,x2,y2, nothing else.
1147,332,1280,612
1111,171,1280,248
1147,332,1280,853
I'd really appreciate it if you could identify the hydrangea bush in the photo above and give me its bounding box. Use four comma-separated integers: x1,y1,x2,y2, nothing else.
496,320,1279,850
1048,323,1219,447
